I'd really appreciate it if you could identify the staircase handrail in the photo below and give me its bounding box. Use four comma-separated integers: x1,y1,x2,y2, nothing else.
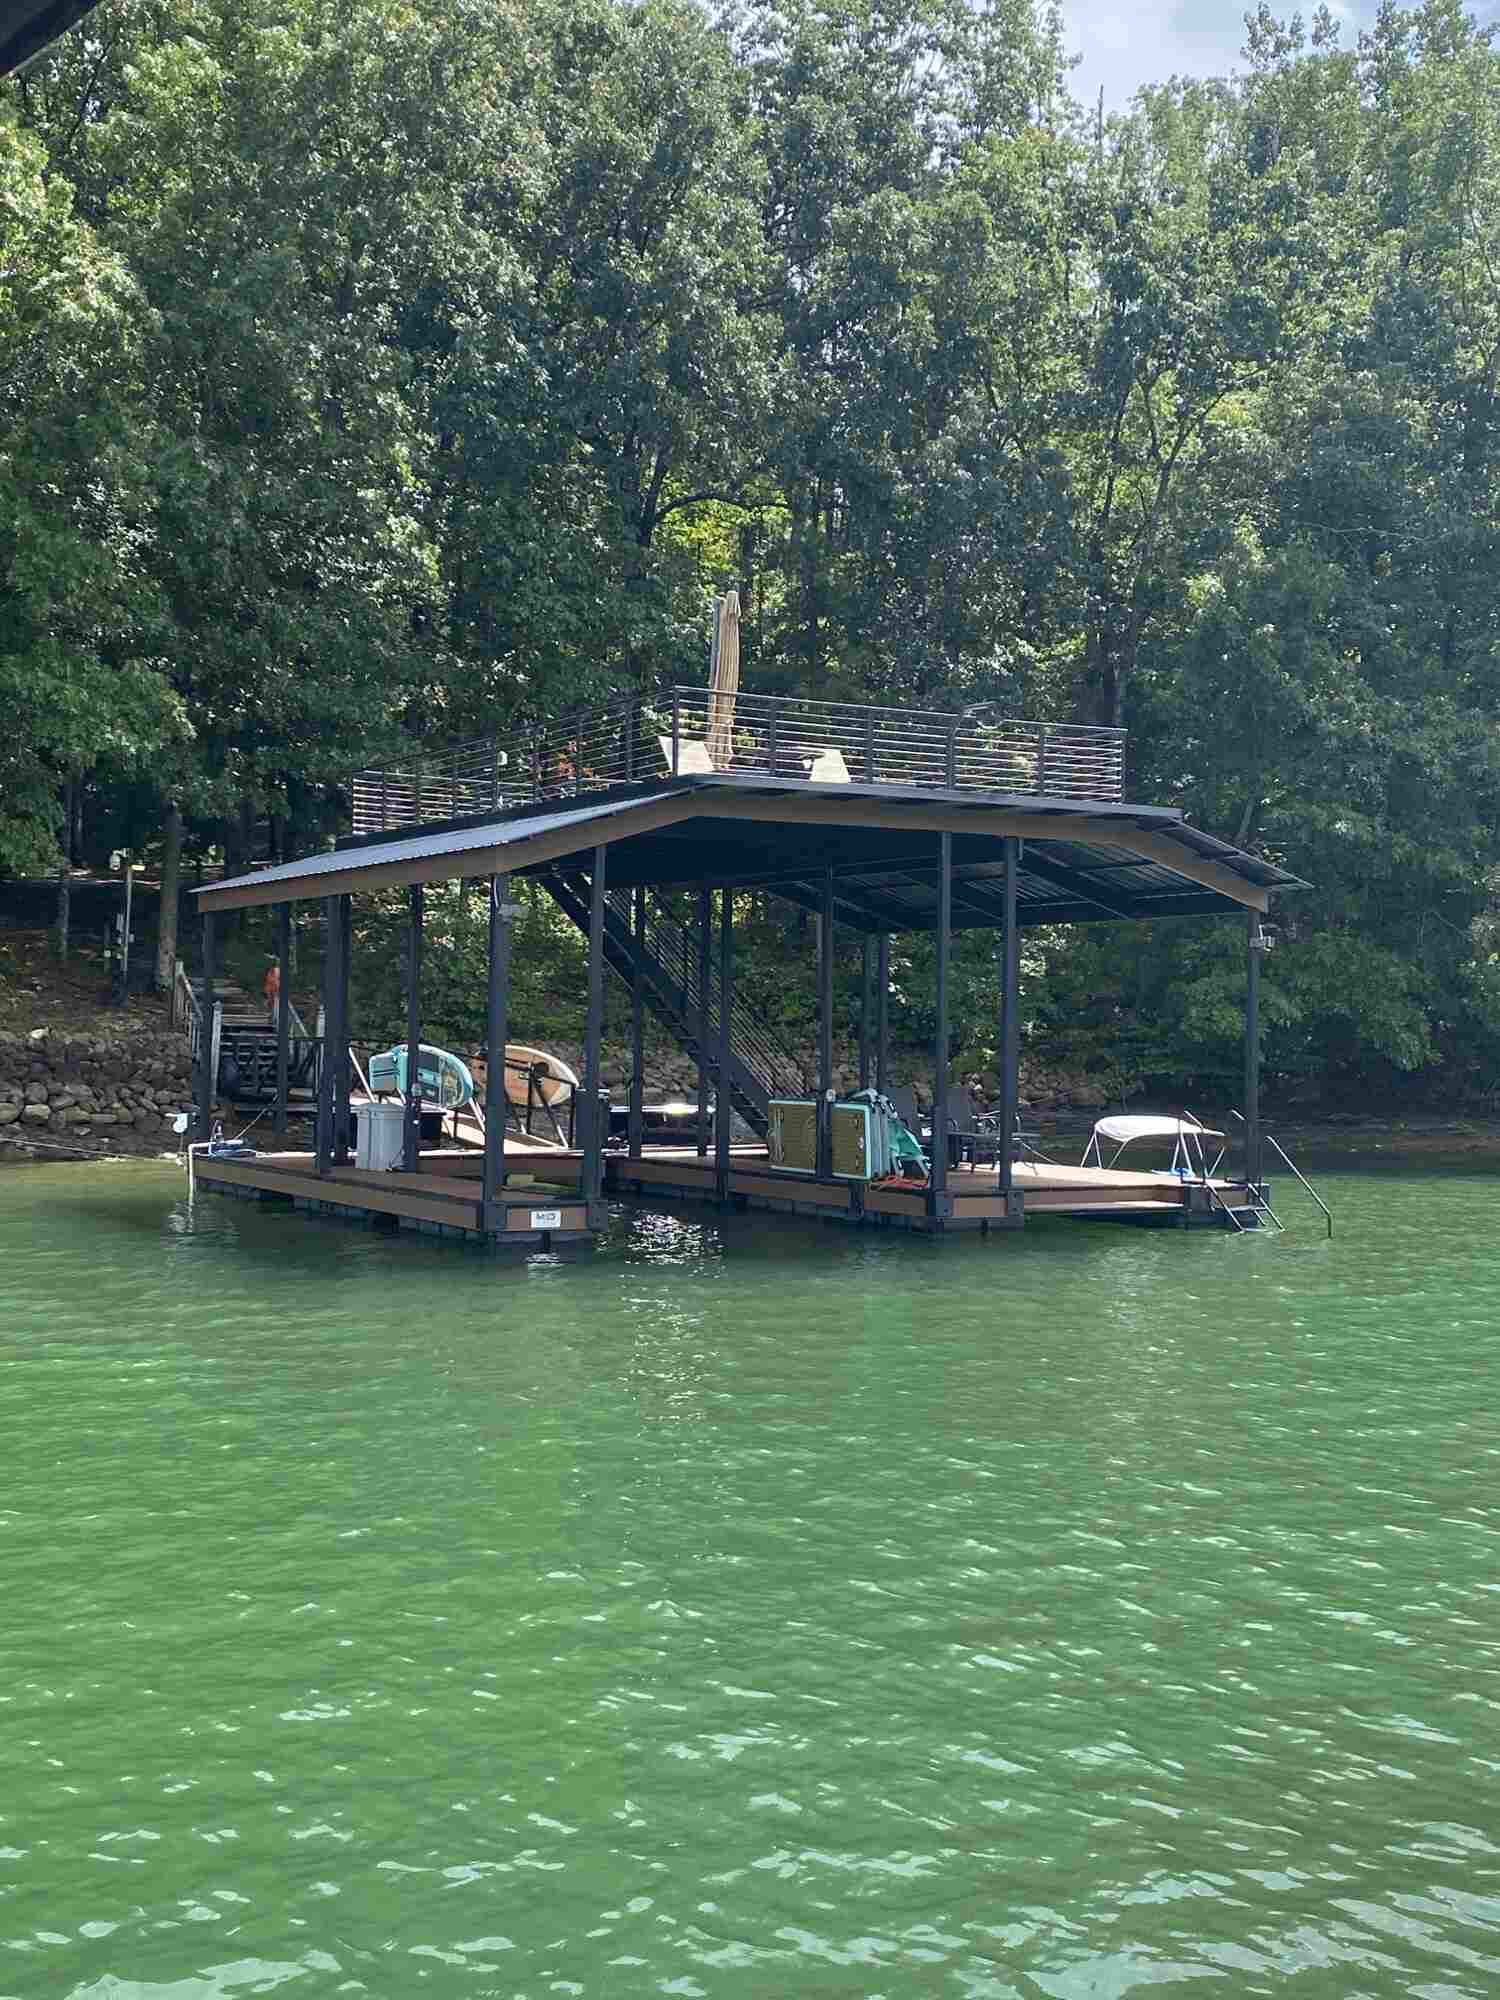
607,886,807,1102
172,958,201,1033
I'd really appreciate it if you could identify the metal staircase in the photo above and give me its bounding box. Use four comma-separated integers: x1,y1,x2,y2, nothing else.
542,875,806,1136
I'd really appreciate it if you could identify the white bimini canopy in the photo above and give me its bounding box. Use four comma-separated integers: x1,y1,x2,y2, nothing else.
1092,1115,1225,1144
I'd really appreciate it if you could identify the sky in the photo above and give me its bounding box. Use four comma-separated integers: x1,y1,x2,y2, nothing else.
1060,0,1381,113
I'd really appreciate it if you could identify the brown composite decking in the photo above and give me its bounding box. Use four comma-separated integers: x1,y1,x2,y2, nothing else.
191,1139,1244,1239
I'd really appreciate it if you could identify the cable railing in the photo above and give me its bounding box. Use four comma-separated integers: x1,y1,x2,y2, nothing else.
350,691,1126,836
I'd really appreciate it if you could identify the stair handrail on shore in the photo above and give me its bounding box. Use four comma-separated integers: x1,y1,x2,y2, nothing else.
350,691,1127,838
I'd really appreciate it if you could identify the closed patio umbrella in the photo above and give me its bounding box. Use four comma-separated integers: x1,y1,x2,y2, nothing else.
705,590,740,769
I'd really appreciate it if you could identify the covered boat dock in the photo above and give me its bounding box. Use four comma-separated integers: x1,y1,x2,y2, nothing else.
191,701,1303,1249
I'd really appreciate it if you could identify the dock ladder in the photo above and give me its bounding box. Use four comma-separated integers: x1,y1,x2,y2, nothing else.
1228,1111,1333,1237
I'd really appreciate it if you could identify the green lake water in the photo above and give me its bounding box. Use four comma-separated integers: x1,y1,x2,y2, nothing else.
2,1159,1499,1999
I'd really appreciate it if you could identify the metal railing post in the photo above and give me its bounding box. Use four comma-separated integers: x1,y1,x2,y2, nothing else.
671,692,681,777
1035,725,1049,795
945,718,958,789
767,698,779,778
864,708,876,782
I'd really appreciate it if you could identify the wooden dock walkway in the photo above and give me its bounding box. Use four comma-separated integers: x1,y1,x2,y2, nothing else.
191,1140,1249,1243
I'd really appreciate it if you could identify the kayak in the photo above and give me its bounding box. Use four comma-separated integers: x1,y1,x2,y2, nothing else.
367,1042,476,1111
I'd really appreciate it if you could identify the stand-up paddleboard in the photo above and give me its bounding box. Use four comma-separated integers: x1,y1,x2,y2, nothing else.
468,1044,580,1145
368,1043,476,1111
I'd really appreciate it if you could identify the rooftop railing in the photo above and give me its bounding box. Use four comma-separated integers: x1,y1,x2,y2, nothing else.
349,690,1126,838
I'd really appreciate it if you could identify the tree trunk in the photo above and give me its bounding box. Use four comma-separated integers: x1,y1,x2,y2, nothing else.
154,803,183,993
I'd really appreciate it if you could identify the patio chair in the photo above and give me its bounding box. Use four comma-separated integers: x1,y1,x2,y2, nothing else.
658,735,717,775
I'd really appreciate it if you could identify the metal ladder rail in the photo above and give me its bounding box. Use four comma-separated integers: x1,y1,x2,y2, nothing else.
1228,1110,1327,1235
1181,1103,1282,1232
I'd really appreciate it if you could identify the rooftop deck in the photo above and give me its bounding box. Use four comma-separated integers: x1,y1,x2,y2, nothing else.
351,690,1127,837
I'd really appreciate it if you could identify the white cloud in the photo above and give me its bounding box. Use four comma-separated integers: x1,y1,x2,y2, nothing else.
1059,0,1382,114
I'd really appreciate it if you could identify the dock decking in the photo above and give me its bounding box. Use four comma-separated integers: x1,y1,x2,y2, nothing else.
192,1140,1250,1241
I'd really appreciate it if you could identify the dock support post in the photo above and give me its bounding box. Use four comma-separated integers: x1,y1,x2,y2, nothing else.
628,886,645,1160
1245,910,1263,1192
859,934,873,1090
197,909,216,1143
876,934,890,1092
403,883,423,1172
333,894,352,1163
716,888,733,1203
696,886,711,1158
928,832,951,1219
817,866,834,1180
481,872,511,1227
315,897,336,1173
582,846,607,1219
997,835,1021,1218
274,901,291,1141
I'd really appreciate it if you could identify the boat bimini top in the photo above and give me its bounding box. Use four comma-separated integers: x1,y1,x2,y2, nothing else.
1082,1114,1225,1179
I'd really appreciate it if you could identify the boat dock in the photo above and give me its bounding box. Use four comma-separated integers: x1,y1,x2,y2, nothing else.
189,688,1304,1251
193,1139,1257,1240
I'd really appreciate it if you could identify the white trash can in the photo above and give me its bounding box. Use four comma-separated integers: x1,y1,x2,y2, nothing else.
356,1100,406,1171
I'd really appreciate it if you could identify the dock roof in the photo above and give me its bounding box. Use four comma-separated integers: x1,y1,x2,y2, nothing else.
196,775,1304,926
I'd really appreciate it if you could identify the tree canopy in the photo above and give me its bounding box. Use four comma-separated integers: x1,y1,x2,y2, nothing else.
8,0,1500,1101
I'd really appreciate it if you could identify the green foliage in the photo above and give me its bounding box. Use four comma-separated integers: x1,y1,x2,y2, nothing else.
13,0,1500,1103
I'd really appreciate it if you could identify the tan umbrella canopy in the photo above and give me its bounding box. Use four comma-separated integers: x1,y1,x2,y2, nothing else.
704,590,741,769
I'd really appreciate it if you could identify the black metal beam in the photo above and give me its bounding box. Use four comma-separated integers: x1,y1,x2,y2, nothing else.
482,873,511,1221
628,885,645,1159
1017,847,1139,919
859,934,873,1089
876,935,890,1091
715,889,733,1202
998,837,1019,1199
333,894,352,1163
929,832,951,1214
696,886,711,1157
1245,912,1263,1190
198,910,216,1144
403,884,423,1172
274,902,291,1141
582,849,606,1214
316,897,338,1173
817,867,834,1180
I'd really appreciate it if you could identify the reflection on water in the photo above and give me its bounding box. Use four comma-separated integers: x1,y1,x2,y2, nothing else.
2,1159,1499,1998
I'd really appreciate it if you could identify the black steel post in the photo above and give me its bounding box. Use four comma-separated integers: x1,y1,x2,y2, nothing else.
315,897,336,1173
403,883,423,1172
859,933,873,1089
1245,910,1262,1191
715,889,733,1202
876,934,890,1092
333,894,352,1163
582,847,607,1213
482,873,512,1226
930,832,951,1211
817,866,834,1180
628,886,645,1159
696,886,712,1157
197,909,216,1144
274,901,291,1140
998,836,1020,1201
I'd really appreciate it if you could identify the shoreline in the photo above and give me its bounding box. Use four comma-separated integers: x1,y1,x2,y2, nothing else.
7,1112,1500,1171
